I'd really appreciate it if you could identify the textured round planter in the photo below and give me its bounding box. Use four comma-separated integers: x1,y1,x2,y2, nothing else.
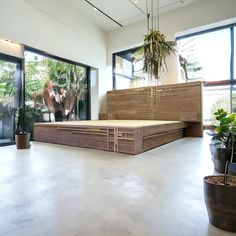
204,175,236,232
212,147,230,173
15,133,30,149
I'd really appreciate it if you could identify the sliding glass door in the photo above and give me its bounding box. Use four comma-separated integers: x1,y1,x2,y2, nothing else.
0,54,22,145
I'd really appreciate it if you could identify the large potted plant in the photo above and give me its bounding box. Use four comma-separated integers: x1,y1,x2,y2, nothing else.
204,109,236,231
15,106,30,149
205,128,236,232
204,173,236,232
208,109,236,173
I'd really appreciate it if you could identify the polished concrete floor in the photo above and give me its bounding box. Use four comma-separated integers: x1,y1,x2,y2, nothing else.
0,134,235,236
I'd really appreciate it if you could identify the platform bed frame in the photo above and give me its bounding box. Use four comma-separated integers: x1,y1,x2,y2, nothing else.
34,120,187,155
34,82,203,155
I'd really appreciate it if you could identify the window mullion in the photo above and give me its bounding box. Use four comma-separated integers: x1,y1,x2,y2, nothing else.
230,27,234,80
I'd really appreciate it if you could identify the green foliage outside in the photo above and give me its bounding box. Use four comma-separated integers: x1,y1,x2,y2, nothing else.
0,61,17,139
0,61,16,105
25,53,87,122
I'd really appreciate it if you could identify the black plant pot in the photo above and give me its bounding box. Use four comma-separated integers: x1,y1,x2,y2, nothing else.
210,145,230,173
204,175,236,232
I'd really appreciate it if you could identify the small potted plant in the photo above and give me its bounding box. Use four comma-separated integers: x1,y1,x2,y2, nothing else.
15,106,30,149
208,109,236,173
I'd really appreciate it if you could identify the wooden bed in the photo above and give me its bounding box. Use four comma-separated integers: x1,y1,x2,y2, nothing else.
34,82,203,154
34,120,187,155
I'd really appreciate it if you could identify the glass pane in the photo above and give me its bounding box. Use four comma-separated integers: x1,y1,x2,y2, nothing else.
115,75,131,90
0,60,17,144
115,55,132,89
178,28,231,82
114,49,158,90
203,85,230,124
25,51,88,131
115,55,132,78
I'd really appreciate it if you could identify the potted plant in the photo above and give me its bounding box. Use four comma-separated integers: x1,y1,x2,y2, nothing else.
208,109,236,173
204,130,236,232
15,106,30,149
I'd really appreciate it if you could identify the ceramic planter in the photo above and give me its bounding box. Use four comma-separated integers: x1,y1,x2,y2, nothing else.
204,175,236,232
210,145,230,173
15,133,30,149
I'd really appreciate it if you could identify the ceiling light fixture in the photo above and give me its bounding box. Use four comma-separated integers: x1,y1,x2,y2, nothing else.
84,0,123,27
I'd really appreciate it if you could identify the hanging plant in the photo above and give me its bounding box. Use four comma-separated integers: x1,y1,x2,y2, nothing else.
143,30,176,79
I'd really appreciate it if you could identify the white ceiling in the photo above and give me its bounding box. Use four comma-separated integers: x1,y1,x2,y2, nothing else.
23,0,202,32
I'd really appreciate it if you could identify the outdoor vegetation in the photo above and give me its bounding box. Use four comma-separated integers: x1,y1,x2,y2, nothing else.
0,60,16,140
25,51,88,123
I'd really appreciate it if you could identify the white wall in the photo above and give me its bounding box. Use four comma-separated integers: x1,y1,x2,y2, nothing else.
108,0,236,84
0,39,23,58
0,0,108,118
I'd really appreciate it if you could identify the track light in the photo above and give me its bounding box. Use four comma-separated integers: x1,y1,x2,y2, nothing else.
84,0,123,28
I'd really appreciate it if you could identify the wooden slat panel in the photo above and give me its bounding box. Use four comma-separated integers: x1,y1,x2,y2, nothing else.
107,82,203,136
142,129,183,151
34,126,59,143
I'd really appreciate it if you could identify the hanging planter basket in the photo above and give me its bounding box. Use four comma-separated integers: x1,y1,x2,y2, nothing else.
143,30,176,79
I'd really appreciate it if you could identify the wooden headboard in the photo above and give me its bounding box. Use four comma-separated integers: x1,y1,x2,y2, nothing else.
105,82,203,136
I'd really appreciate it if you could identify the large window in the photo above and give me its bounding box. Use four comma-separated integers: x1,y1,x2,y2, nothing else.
24,49,90,136
177,24,236,124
